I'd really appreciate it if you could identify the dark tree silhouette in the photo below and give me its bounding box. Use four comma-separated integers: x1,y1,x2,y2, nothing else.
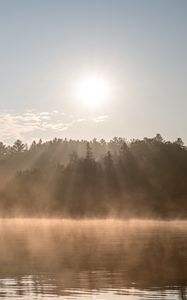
0,135,186,218
11,140,26,153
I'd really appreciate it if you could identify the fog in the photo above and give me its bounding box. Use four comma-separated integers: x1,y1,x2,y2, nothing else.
0,135,187,219
0,219,186,298
0,219,186,284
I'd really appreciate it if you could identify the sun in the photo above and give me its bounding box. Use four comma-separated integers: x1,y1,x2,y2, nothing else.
77,76,109,108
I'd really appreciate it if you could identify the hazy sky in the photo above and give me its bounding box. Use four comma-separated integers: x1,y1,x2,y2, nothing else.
0,0,186,144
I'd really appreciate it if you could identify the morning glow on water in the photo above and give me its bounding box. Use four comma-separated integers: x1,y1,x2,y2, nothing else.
0,219,186,299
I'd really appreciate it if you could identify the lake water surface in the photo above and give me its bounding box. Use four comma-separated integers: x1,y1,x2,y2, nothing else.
0,219,186,299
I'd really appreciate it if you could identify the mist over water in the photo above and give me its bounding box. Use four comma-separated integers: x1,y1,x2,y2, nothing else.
0,219,186,299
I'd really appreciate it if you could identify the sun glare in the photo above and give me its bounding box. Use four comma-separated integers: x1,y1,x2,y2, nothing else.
77,76,109,108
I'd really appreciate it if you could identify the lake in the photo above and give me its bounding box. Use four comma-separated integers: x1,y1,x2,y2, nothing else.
0,219,186,299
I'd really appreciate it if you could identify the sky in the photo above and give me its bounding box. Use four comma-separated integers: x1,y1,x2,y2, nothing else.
0,0,186,144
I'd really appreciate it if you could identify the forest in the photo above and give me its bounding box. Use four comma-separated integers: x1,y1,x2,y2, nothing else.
0,134,186,218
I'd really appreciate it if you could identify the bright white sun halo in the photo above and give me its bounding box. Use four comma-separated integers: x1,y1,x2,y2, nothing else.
77,76,109,108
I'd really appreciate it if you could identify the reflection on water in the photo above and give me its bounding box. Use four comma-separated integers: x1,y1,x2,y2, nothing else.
0,219,186,299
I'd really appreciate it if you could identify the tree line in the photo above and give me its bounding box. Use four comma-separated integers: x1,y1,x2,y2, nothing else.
0,134,186,218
